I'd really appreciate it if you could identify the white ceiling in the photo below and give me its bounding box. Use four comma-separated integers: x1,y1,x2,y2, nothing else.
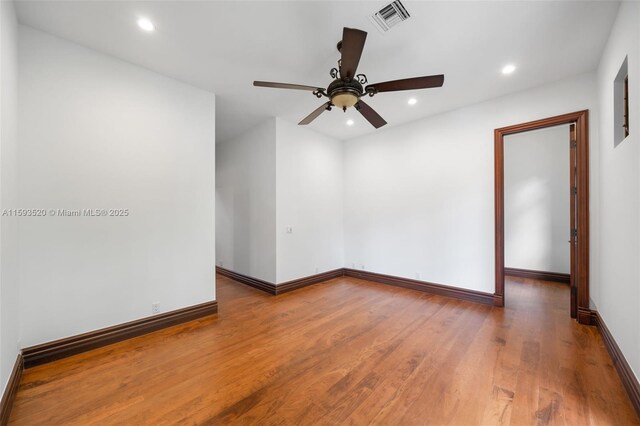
15,1,620,142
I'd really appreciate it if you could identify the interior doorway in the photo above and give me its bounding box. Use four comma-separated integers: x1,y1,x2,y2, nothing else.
494,110,591,324
502,124,572,292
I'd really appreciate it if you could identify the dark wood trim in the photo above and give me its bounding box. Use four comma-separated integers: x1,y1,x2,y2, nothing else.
344,269,494,305
494,110,590,323
216,266,344,295
576,111,590,324
22,301,218,368
504,267,570,284
569,123,577,318
277,269,345,294
216,267,276,295
494,128,505,307
218,267,494,306
493,293,504,307
593,310,640,417
578,307,595,326
0,354,23,426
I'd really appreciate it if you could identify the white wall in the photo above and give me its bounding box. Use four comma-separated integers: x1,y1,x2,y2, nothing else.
275,118,343,283
18,26,216,347
0,0,20,393
504,125,570,273
595,0,640,381
344,73,598,294
215,118,344,285
216,119,277,283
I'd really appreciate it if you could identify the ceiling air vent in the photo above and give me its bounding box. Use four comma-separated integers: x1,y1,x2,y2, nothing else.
369,0,411,33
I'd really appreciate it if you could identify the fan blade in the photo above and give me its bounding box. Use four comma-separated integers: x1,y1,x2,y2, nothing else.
366,75,444,93
340,28,367,81
355,100,387,129
254,81,323,91
299,102,332,125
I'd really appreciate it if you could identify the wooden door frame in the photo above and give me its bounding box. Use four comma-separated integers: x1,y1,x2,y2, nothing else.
494,110,591,324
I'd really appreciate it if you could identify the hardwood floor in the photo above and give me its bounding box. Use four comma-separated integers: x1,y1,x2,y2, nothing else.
9,274,639,425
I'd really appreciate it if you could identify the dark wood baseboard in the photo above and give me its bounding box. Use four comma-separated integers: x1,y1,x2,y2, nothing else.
493,293,504,307
277,269,345,294
216,267,344,295
216,267,276,295
592,310,640,417
343,269,495,306
22,301,218,368
505,267,570,284
217,266,495,306
577,307,595,326
0,354,23,425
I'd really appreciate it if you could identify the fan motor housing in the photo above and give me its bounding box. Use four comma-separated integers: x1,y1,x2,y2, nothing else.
327,79,363,109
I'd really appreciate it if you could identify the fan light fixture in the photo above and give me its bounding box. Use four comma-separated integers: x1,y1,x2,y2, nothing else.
408,98,417,105
253,27,445,129
333,93,359,109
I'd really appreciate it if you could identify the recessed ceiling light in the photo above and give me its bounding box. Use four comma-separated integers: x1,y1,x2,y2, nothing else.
137,18,155,32
408,98,417,105
346,119,354,126
502,64,516,75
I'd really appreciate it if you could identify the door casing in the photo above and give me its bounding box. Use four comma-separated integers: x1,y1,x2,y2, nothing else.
493,110,591,324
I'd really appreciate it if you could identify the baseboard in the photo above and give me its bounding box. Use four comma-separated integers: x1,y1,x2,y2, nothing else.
0,354,23,426
578,307,595,325
216,267,276,294
593,310,640,417
493,293,504,307
22,301,218,368
218,266,495,306
343,269,495,306
277,269,345,294
216,266,344,295
504,267,570,284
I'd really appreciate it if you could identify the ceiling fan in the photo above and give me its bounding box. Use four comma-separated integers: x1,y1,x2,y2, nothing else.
254,27,444,129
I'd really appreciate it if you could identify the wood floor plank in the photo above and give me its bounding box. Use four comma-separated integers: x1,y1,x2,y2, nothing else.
203,286,432,424
8,274,640,425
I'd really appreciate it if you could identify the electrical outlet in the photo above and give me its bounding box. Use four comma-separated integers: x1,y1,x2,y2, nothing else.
315,267,319,273
415,272,421,279
219,260,224,267
352,263,356,269
152,302,160,314
361,264,365,270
